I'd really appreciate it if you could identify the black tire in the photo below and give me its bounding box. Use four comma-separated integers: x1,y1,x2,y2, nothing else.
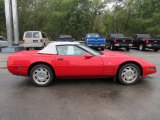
30,64,54,87
26,48,30,50
126,47,130,51
139,44,144,51
117,63,141,85
101,47,104,51
35,47,40,50
153,48,158,52
110,44,115,51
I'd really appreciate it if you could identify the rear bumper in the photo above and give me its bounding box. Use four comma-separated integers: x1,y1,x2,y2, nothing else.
7,65,28,76
145,44,160,49
114,44,133,47
87,44,105,47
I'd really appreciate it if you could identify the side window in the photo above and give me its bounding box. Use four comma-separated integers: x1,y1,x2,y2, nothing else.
25,32,32,38
134,35,137,39
42,33,46,38
33,32,40,38
45,34,49,39
57,45,86,56
2,37,7,41
57,46,68,55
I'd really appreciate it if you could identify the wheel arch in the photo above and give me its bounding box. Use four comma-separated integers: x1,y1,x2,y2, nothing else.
28,62,55,76
116,61,143,77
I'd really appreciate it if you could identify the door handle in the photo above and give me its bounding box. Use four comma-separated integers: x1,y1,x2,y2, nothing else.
57,58,64,61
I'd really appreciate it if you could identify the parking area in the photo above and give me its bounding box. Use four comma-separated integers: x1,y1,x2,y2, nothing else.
0,49,160,120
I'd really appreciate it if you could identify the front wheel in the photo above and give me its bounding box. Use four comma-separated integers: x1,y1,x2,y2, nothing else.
30,64,54,87
117,63,141,85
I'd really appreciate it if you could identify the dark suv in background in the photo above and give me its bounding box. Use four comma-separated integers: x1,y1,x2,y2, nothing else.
0,36,8,50
58,35,74,42
106,34,133,51
132,34,160,52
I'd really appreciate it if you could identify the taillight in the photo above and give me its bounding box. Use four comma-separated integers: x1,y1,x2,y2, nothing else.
114,38,117,44
145,39,149,44
40,39,43,42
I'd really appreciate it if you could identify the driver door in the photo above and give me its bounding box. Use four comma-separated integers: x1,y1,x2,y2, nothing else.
54,45,103,77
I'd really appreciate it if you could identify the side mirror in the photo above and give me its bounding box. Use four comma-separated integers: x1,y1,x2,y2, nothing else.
84,53,93,58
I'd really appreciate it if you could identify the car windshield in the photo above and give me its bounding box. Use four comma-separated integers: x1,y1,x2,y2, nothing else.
87,33,100,38
59,35,73,41
111,34,124,38
59,38,72,41
78,44,102,56
60,35,72,38
137,34,151,39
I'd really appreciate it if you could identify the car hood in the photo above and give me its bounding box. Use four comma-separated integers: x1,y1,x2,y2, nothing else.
102,51,143,60
102,51,129,57
101,51,155,67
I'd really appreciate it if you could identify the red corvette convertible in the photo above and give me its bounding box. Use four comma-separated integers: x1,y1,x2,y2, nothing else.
7,42,156,87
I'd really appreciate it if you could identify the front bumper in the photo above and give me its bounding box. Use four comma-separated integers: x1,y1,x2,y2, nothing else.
143,66,157,77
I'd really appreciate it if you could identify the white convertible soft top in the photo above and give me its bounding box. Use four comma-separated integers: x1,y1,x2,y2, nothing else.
38,42,80,54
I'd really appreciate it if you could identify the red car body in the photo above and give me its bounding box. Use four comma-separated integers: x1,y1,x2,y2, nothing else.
7,50,156,79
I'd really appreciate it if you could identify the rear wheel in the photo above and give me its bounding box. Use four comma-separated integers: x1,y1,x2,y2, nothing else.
153,48,158,52
101,47,104,51
30,64,54,87
26,48,30,50
126,47,130,51
117,63,141,85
